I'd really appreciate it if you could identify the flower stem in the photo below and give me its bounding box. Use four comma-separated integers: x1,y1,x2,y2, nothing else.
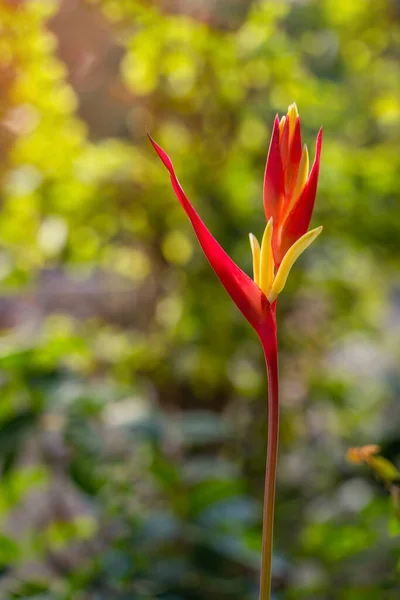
259,329,279,600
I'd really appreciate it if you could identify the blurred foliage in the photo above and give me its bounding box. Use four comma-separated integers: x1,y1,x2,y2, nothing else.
1,0,400,598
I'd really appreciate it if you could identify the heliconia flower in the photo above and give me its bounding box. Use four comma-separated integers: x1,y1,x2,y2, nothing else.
148,104,322,347
262,103,323,266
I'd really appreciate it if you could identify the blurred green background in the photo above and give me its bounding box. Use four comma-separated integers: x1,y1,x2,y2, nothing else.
1,0,400,598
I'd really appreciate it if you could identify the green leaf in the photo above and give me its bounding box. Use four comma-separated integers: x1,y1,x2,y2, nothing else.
369,456,400,482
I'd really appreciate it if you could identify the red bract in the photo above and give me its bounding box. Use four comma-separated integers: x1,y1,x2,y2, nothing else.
148,134,276,348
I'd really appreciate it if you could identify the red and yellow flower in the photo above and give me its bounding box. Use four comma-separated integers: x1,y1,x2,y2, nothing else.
149,103,322,346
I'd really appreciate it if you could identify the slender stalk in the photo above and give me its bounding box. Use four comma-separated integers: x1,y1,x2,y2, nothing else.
259,328,279,600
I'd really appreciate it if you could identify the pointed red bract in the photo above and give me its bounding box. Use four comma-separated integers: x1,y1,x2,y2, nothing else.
290,118,303,167
285,117,302,198
149,135,271,333
263,116,284,224
279,128,322,260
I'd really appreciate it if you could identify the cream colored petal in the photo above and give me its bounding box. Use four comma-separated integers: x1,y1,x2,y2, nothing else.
259,218,274,296
268,226,322,302
249,233,261,286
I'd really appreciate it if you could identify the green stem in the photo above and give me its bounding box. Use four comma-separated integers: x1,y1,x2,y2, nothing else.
259,330,279,600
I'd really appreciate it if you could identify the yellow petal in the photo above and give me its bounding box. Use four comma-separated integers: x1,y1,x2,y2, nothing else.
259,218,274,296
268,226,322,302
279,116,286,138
287,102,298,142
249,233,261,286
291,144,309,208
